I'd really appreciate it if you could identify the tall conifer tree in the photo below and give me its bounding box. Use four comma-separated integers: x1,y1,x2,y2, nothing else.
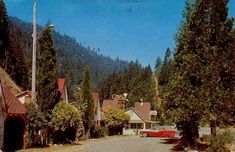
81,66,94,138
154,57,162,77
0,1,28,88
9,22,29,89
194,0,234,136
0,0,12,72
159,48,173,90
37,26,59,113
165,0,234,145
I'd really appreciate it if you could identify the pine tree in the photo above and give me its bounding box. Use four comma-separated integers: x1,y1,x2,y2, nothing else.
194,0,234,136
159,48,173,86
157,48,174,124
164,1,203,144
154,57,162,77
0,0,12,72
0,1,28,89
81,66,94,138
37,26,59,113
165,0,234,145
8,22,29,89
141,65,156,109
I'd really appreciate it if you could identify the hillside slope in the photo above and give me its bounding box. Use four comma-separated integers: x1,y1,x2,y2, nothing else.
9,17,128,97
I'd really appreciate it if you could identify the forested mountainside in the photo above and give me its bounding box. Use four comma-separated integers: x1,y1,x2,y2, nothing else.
9,17,128,97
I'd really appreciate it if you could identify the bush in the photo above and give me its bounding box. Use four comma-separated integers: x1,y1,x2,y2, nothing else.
51,101,83,143
91,126,108,138
104,108,130,135
51,101,82,131
24,102,47,147
210,130,235,151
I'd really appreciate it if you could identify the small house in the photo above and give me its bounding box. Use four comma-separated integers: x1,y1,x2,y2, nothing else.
0,80,26,151
123,102,157,135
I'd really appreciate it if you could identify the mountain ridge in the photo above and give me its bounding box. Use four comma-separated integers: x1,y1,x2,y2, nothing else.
9,16,129,98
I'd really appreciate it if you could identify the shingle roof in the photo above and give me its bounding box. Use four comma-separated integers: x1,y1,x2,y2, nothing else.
134,102,151,121
102,100,123,110
57,78,65,94
1,82,25,114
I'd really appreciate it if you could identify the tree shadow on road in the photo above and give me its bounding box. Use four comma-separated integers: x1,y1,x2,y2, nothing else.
158,138,184,151
159,138,210,151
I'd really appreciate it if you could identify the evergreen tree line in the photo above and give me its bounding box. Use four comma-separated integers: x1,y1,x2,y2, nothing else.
154,0,235,148
98,60,156,109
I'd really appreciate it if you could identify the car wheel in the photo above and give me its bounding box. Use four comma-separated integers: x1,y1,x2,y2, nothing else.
143,133,148,137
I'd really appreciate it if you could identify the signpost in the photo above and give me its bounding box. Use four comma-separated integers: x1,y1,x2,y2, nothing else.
112,93,128,110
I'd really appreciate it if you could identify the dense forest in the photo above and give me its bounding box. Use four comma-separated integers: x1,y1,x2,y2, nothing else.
8,17,129,97
98,60,156,109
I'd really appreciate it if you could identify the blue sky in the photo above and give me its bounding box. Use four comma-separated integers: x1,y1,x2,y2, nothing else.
5,0,235,67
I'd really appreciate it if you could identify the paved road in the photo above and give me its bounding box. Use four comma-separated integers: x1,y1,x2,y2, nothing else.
74,136,176,152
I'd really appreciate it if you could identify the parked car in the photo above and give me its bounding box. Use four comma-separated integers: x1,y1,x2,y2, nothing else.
140,126,177,137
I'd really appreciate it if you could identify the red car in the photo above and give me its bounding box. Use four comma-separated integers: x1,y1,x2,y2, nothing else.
140,126,177,137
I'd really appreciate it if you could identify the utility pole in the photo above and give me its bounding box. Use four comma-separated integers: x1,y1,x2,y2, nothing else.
31,0,37,103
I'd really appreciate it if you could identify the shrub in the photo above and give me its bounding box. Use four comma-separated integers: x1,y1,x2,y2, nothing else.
24,102,47,147
51,101,83,143
104,108,130,135
91,126,108,138
210,130,235,151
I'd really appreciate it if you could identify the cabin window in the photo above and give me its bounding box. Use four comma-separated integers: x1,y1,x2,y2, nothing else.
130,123,143,129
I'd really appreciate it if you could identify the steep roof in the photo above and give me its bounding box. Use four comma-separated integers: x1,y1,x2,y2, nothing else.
125,107,144,122
92,93,106,121
1,82,25,114
134,102,151,121
16,90,31,98
57,78,65,94
92,93,99,112
0,80,6,114
102,99,123,110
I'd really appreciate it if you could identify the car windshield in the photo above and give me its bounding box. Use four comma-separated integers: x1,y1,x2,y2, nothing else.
151,126,160,130
151,125,174,130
